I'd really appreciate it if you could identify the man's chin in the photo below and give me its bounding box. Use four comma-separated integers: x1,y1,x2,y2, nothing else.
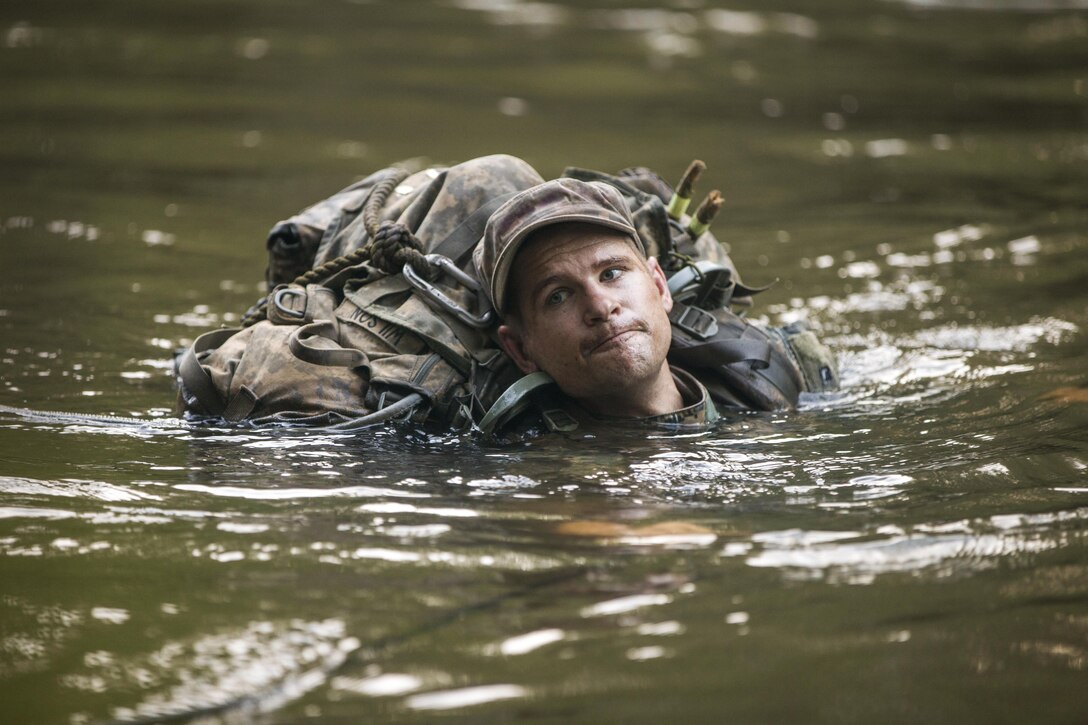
573,353,660,393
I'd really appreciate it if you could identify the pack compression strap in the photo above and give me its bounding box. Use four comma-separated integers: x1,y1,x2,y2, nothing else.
668,337,773,370
429,192,518,266
177,327,243,416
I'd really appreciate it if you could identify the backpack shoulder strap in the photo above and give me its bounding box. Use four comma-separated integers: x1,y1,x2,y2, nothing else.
430,191,518,267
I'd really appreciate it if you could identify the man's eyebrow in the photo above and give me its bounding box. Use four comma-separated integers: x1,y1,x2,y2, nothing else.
528,273,563,303
596,254,630,268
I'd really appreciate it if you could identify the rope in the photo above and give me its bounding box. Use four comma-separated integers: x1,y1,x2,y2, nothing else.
363,166,411,237
240,297,269,327
665,250,699,274
367,221,436,279
358,166,435,277
240,166,437,327
0,404,184,430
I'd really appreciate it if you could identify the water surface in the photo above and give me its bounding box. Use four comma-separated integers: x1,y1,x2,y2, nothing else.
2,1,1087,722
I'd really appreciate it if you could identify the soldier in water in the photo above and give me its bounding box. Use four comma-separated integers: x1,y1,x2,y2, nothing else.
176,155,837,433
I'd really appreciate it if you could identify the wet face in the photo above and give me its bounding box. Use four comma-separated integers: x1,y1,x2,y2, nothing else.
497,223,680,418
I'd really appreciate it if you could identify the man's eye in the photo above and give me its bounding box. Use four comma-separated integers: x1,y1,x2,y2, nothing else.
601,267,622,282
545,289,569,306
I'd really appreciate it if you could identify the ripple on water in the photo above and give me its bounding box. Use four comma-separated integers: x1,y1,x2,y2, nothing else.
405,684,527,711
581,593,672,618
357,502,478,518
492,628,566,656
739,507,1088,584
0,597,84,677
888,0,1088,11
331,672,424,697
174,483,429,500
0,506,77,522
909,318,1078,352
821,314,1077,418
0,476,160,502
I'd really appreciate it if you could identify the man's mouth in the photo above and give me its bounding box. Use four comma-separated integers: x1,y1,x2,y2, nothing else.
585,327,642,356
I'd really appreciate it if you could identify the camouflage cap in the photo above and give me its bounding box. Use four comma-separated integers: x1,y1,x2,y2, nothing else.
474,178,643,315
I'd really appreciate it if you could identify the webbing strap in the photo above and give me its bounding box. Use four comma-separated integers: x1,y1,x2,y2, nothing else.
177,328,242,416
734,280,776,298
222,385,258,422
429,191,518,267
288,320,368,368
670,336,772,370
345,276,475,377
757,350,803,400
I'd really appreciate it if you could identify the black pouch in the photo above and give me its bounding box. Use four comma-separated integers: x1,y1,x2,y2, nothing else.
668,305,838,411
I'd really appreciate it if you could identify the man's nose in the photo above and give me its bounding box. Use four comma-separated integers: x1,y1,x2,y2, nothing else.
583,282,620,323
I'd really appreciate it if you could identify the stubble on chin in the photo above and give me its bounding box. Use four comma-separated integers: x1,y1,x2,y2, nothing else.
582,330,659,386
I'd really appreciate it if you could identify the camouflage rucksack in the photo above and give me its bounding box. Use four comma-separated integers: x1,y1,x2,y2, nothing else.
176,154,542,429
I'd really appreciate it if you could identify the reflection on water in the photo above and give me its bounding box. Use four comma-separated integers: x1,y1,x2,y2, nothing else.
743,507,1087,584
76,619,358,723
2,0,1088,721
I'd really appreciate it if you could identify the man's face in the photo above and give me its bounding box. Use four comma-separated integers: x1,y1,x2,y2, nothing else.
497,223,675,414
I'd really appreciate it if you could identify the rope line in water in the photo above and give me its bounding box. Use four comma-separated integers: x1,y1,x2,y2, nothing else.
0,397,423,433
0,404,179,429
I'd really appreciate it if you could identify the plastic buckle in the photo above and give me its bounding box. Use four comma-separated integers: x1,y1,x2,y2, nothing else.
669,303,719,340
820,366,835,387
541,408,578,433
272,287,306,320
694,267,734,309
403,254,493,328
667,260,732,306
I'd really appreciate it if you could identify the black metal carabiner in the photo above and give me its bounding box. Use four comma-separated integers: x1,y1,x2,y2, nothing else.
402,254,493,328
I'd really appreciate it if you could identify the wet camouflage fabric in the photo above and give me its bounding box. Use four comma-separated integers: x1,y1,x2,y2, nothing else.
573,367,719,430
561,166,737,275
184,155,543,427
266,154,544,287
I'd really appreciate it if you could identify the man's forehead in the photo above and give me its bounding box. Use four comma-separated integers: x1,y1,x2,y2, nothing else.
516,223,643,270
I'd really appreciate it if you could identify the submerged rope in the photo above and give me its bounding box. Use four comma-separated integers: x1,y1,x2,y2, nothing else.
0,400,424,434
0,404,183,429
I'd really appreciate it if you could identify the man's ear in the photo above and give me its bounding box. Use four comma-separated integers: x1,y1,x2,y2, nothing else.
497,323,540,375
646,256,673,314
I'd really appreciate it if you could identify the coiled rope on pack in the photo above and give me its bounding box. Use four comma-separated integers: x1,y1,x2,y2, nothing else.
367,220,431,276
361,166,410,238
241,166,437,328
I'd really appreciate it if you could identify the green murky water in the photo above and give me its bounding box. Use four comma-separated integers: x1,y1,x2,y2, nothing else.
2,1,1087,722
